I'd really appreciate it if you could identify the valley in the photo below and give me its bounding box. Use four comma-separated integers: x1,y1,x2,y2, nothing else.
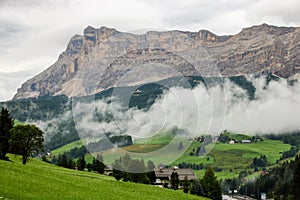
1,22,300,200
49,132,291,181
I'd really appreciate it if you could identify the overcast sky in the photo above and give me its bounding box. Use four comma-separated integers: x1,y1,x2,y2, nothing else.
1,0,300,101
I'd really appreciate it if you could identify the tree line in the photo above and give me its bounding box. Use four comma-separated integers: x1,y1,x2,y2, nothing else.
51,153,106,174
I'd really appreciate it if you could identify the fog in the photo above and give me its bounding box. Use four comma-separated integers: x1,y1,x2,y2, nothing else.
71,77,300,141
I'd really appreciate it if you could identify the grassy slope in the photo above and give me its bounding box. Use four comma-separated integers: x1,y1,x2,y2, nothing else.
51,140,83,155
212,139,290,166
172,142,215,165
190,139,290,179
0,154,208,200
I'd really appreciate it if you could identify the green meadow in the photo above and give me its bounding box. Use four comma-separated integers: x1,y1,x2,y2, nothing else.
51,134,291,180
0,154,208,200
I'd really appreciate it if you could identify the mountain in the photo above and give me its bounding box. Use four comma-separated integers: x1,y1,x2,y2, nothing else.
13,23,300,100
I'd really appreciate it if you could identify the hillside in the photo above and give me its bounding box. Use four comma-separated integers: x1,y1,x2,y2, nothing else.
0,154,208,200
14,23,300,100
52,133,291,180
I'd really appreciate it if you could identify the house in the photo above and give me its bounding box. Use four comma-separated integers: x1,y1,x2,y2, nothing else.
241,140,251,144
229,140,235,144
153,166,198,187
104,165,113,175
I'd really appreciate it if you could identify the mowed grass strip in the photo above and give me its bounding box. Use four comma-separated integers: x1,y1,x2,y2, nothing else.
0,154,209,200
121,144,165,153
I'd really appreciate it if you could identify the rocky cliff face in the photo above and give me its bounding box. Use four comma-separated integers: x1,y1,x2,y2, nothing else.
13,24,300,99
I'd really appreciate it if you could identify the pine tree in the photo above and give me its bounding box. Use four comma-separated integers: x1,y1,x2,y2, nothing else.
183,175,190,193
201,167,222,200
190,180,204,196
170,171,180,190
92,154,105,174
76,156,86,170
146,160,156,183
112,160,124,181
0,108,14,159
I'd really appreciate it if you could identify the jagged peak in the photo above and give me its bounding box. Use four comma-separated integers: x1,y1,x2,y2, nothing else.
240,23,295,35
99,26,118,32
198,29,216,35
70,34,83,40
83,25,119,33
84,25,96,32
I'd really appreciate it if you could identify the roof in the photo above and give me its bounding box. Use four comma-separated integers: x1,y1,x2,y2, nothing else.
242,140,251,143
154,168,198,181
105,165,113,171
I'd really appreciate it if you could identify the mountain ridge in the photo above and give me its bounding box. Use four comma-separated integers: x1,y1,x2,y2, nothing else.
14,23,300,100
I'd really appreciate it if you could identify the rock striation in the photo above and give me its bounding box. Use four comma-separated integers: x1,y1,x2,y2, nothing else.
13,24,300,99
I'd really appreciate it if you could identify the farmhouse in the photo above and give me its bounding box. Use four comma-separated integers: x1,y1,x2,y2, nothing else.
229,140,235,144
104,165,113,175
153,166,198,187
241,140,251,144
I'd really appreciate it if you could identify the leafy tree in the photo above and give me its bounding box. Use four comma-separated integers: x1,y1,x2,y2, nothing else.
183,175,190,193
76,156,86,170
0,108,14,159
190,180,204,196
252,155,268,169
201,167,222,200
170,171,180,190
9,124,44,164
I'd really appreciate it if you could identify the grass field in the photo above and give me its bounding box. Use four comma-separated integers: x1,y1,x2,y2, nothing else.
87,147,184,167
121,144,166,153
172,142,215,165
172,139,290,180
134,132,174,145
194,170,238,180
0,154,209,200
212,139,290,165
51,134,291,181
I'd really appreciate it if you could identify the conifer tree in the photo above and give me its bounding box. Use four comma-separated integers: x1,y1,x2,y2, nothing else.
0,108,14,159
201,167,222,200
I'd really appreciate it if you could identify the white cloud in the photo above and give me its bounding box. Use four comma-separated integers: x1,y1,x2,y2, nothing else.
67,77,300,145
